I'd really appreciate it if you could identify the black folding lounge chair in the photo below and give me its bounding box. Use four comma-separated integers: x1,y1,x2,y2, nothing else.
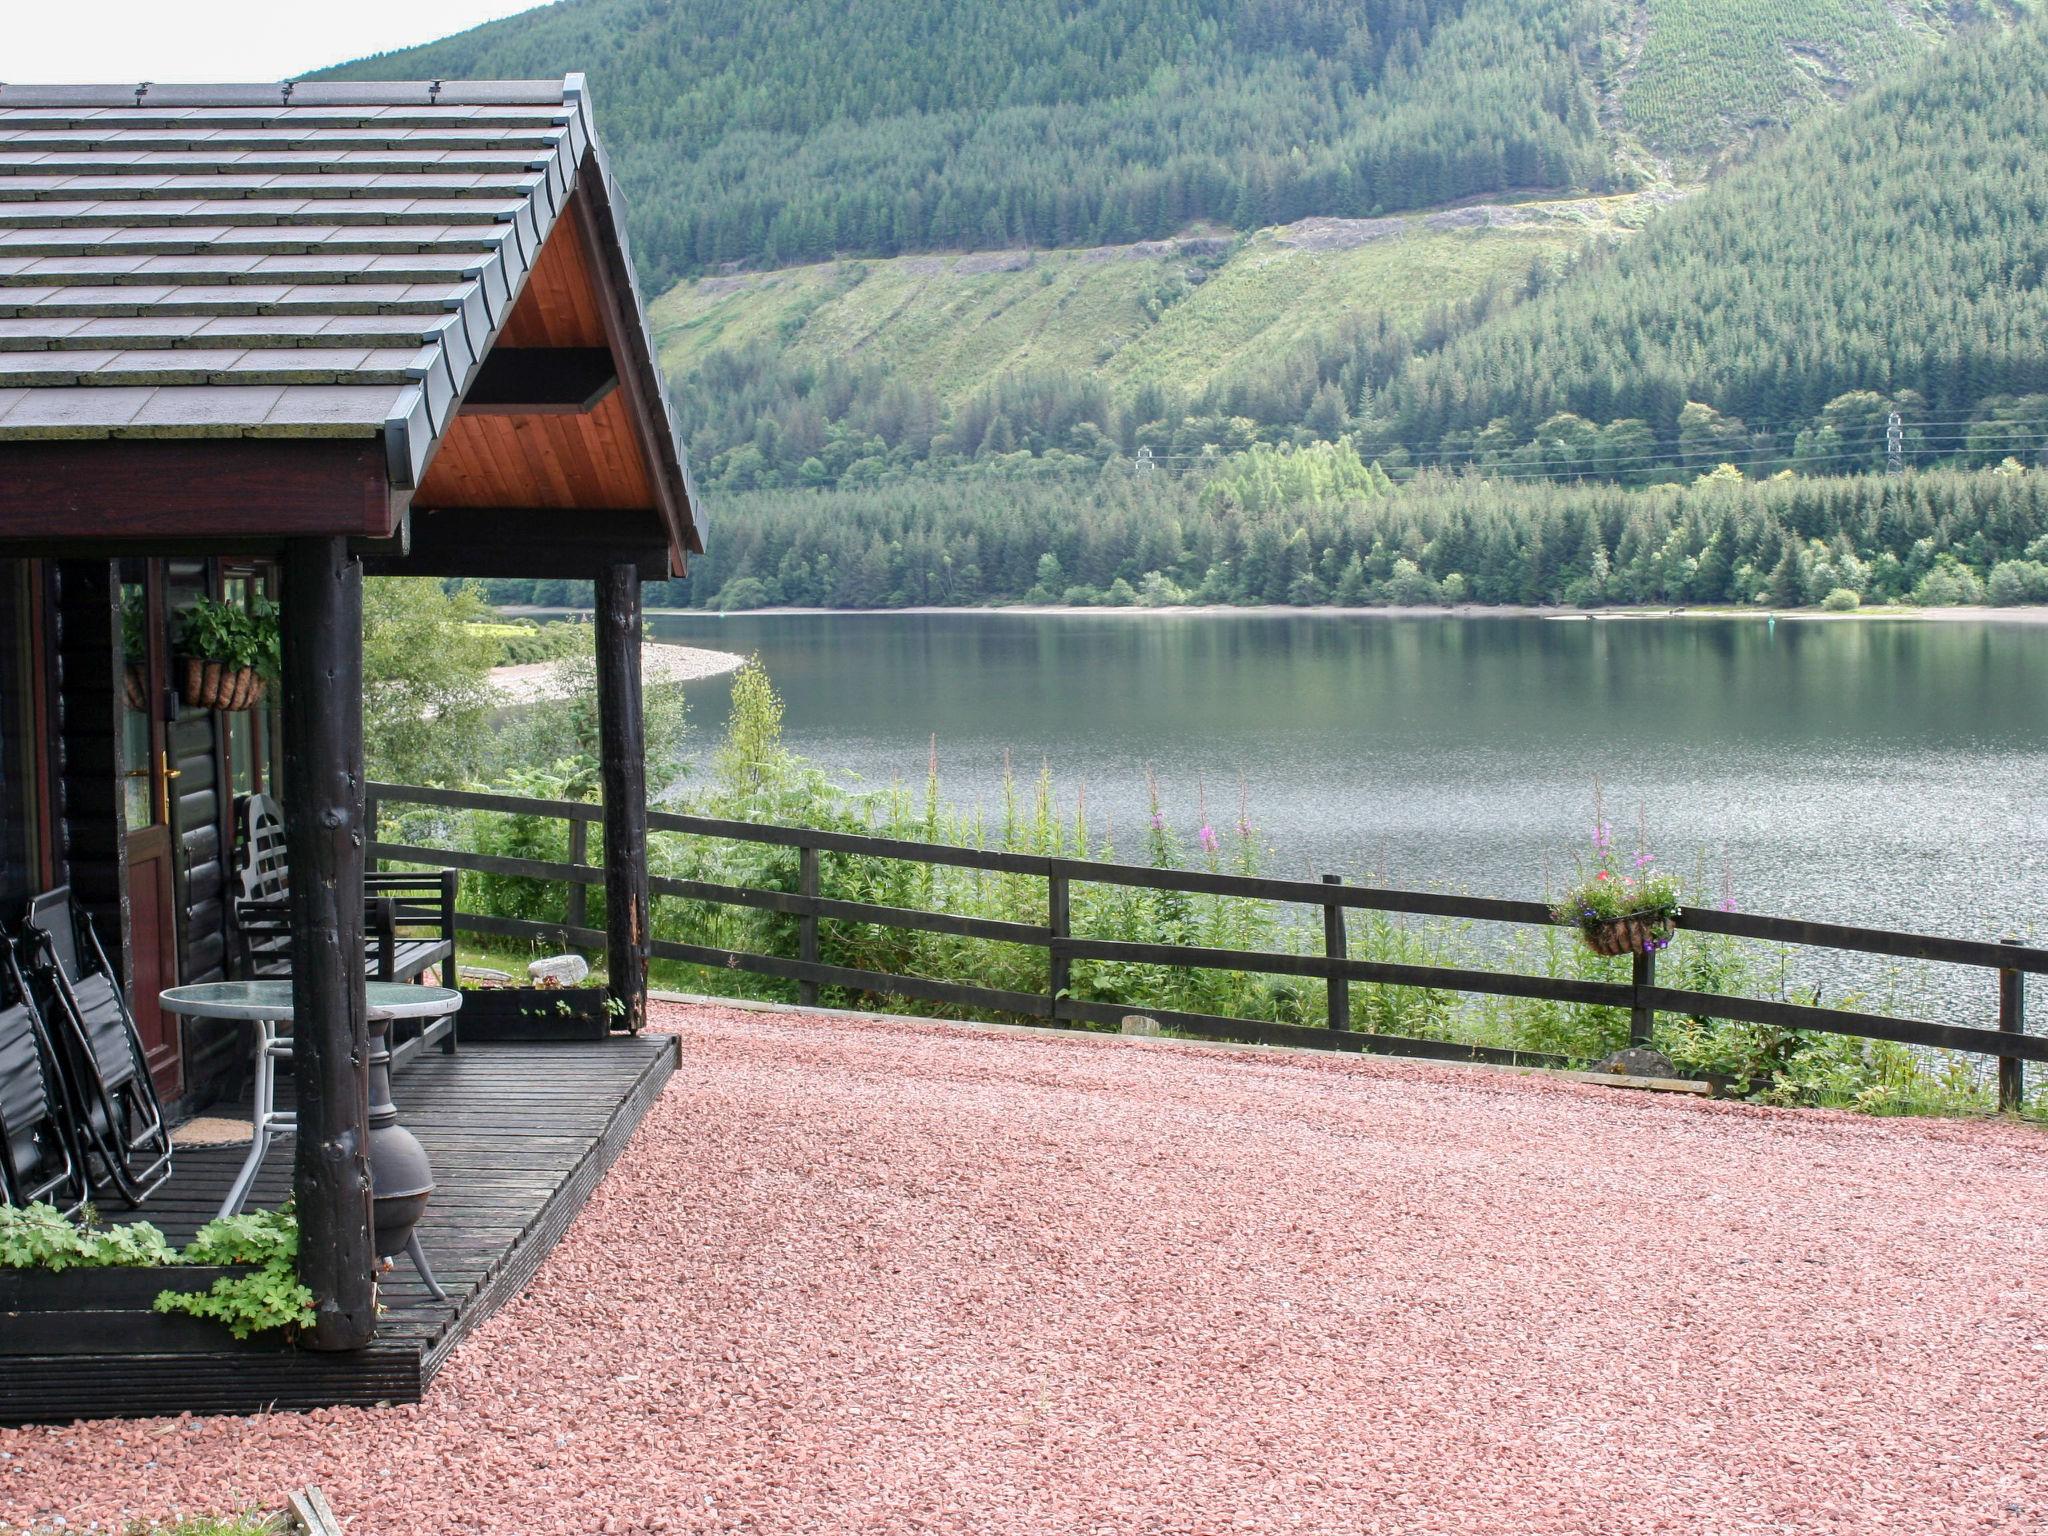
0,939,84,1213
19,889,173,1205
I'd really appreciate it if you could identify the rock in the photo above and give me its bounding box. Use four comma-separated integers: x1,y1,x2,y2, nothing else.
1592,1046,1679,1080
529,954,591,989
1270,216,1405,250
456,966,514,986
1120,1014,1161,1036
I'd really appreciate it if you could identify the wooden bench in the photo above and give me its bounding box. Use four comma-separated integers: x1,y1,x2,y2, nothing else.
231,794,458,1063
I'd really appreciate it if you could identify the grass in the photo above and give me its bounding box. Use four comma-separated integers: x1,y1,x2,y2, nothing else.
650,196,1647,404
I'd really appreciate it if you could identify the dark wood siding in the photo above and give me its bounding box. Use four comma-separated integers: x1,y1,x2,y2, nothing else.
0,560,36,909
50,560,127,984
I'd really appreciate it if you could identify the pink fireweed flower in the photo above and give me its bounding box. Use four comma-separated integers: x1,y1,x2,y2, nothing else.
1150,812,1166,832
1198,824,1219,854
1633,851,1654,868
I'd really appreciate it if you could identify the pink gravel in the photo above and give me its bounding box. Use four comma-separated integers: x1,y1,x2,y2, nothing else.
6,1003,2048,1535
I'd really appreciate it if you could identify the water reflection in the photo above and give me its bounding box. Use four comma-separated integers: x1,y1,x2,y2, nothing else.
653,611,2048,954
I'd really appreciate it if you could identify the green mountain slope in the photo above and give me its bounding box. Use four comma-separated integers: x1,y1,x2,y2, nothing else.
315,0,1980,287
1613,0,1968,164
652,194,1655,404
1374,16,2048,470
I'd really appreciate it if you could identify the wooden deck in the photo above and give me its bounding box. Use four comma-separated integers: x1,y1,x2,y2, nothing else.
1,1033,677,1425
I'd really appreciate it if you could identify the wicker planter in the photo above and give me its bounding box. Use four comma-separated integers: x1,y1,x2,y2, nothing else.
1580,910,1676,957
122,663,147,711
180,657,267,711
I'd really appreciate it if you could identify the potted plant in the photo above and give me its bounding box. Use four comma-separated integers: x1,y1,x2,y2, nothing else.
120,592,149,710
1551,810,1682,957
174,594,279,711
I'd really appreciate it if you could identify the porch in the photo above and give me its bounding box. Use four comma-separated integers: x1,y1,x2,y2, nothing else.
0,1032,675,1425
0,72,703,1391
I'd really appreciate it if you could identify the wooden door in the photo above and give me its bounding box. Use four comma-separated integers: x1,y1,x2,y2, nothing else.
117,565,182,1098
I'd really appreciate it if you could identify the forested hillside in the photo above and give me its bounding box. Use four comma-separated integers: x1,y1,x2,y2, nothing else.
317,0,1972,284
1371,15,2048,472
329,0,2047,615
492,456,2048,611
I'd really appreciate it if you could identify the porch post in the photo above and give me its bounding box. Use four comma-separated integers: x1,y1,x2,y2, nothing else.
279,537,375,1350
594,560,649,1031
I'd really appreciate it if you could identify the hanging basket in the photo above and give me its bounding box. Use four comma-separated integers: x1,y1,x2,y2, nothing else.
180,657,267,712
1579,910,1676,957
122,664,147,712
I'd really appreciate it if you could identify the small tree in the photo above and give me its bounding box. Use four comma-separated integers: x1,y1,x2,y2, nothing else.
362,578,500,785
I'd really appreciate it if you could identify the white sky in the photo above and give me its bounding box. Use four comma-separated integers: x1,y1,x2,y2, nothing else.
3,1,553,84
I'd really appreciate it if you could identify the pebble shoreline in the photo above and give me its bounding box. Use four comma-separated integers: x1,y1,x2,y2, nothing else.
488,642,746,705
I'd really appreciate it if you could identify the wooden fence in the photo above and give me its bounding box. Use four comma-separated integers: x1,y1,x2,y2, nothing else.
367,781,2048,1106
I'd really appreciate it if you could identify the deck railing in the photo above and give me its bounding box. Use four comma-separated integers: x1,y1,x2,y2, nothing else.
367,781,2048,1104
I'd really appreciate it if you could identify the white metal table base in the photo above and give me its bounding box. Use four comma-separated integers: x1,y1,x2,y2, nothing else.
218,1016,448,1304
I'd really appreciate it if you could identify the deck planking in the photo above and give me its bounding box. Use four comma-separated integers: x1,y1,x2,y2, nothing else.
1,1034,677,1425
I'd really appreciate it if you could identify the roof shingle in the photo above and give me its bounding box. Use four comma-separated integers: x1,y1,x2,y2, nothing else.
0,73,695,548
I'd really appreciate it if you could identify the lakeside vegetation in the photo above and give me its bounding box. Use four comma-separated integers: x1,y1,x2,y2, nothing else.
364,615,2023,1121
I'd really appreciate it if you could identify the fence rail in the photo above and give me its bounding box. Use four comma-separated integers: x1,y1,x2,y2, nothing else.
366,781,2046,1103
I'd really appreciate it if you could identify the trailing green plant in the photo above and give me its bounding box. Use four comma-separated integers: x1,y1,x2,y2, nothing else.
153,1205,315,1341
0,1200,313,1340
173,594,281,677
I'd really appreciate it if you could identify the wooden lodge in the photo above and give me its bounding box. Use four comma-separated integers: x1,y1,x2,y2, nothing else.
0,76,701,1420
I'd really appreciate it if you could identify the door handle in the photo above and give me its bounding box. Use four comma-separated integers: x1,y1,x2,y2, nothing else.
158,750,182,825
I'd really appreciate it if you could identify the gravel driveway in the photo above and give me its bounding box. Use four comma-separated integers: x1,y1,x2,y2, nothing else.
6,1002,2048,1535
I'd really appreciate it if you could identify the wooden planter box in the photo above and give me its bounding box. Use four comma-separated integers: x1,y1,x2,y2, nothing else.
0,1266,281,1355
457,986,611,1041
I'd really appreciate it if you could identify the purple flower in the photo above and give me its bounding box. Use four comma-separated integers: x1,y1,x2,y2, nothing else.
1198,824,1219,854
1150,812,1166,832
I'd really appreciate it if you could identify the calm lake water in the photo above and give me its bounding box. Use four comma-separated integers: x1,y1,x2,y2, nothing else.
647,611,2048,966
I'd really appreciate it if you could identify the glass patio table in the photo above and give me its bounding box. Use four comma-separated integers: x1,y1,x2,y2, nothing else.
159,981,460,1301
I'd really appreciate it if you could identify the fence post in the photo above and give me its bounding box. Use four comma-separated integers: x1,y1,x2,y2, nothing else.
798,843,820,1008
566,817,589,940
2000,936,2026,1113
1047,868,1070,1022
1630,946,1656,1047
1322,874,1349,1032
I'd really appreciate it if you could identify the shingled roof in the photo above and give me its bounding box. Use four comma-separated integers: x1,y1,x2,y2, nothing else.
0,76,700,564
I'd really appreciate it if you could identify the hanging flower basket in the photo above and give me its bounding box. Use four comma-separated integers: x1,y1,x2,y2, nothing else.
180,657,267,711
1551,799,1684,958
1578,909,1678,957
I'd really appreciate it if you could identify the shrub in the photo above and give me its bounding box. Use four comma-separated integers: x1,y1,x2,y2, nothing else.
1987,559,2048,606
1821,587,1860,612
1911,555,1984,605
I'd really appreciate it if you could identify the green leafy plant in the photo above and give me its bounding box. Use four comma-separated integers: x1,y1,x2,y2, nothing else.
174,594,281,678
154,1204,315,1340
121,592,150,665
0,1202,180,1269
